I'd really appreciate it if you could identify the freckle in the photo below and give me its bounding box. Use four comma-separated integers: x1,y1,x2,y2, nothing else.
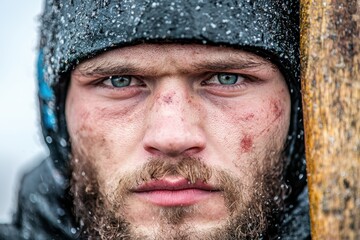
241,135,253,152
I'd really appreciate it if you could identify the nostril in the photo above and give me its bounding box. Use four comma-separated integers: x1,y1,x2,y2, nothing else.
183,146,204,156
144,142,188,157
144,146,163,156
144,145,183,157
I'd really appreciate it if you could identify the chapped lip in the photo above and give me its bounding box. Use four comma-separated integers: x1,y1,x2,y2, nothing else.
132,177,218,192
131,177,220,207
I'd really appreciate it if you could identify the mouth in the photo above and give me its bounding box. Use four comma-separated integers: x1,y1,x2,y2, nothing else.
131,177,220,207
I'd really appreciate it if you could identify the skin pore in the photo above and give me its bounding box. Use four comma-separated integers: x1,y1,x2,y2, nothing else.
66,44,291,239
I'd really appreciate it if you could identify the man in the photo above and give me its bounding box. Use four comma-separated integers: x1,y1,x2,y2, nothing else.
0,1,310,239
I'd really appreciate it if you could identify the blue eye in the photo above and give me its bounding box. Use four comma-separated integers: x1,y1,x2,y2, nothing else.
217,73,238,85
108,76,132,88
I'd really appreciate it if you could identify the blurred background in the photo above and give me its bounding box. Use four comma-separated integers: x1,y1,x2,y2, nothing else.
0,1,48,222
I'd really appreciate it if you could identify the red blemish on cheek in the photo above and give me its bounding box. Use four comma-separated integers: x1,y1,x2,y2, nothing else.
270,98,284,119
254,98,286,137
235,112,255,123
244,113,255,121
240,135,253,152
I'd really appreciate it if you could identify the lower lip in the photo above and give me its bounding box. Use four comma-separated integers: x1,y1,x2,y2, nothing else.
134,189,216,207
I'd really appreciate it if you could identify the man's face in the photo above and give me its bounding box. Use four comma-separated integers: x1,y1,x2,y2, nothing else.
66,44,291,239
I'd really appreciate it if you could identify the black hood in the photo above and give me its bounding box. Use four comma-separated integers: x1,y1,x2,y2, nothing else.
38,0,305,211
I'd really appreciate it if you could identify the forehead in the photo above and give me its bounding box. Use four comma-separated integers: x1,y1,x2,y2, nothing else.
75,44,276,75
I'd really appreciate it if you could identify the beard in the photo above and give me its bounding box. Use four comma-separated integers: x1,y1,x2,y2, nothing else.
70,154,286,240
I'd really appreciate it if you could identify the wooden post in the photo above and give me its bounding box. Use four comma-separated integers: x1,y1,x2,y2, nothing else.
300,0,360,238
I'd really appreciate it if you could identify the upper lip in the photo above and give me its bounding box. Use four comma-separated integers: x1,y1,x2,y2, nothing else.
132,178,218,192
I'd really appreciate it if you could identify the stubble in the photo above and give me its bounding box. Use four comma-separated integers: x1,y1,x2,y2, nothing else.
70,154,285,239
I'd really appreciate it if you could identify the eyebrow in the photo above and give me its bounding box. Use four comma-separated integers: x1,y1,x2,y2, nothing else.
191,58,271,71
76,57,272,77
76,61,143,77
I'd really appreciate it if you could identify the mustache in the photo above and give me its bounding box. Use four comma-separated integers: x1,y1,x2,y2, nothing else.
113,157,215,196
109,157,244,214
137,157,213,184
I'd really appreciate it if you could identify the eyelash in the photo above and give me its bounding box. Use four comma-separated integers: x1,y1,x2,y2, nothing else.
201,73,251,89
94,76,145,89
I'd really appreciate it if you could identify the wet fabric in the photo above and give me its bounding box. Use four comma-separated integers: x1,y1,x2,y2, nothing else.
1,0,310,239
0,159,78,240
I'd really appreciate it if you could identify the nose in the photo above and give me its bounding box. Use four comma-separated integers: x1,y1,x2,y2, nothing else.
143,85,206,157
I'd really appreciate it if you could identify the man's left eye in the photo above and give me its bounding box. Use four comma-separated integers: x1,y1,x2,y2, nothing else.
217,73,238,85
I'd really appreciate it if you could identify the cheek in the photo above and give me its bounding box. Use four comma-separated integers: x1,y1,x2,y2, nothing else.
67,105,112,164
66,91,144,177
208,93,290,156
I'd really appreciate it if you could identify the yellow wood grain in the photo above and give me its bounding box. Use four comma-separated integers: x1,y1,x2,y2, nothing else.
301,0,360,238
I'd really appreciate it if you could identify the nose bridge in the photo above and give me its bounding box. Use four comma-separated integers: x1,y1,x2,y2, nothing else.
150,80,194,134
154,82,188,120
143,79,205,156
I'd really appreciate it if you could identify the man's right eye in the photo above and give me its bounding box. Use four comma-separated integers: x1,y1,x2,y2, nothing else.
102,75,132,88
